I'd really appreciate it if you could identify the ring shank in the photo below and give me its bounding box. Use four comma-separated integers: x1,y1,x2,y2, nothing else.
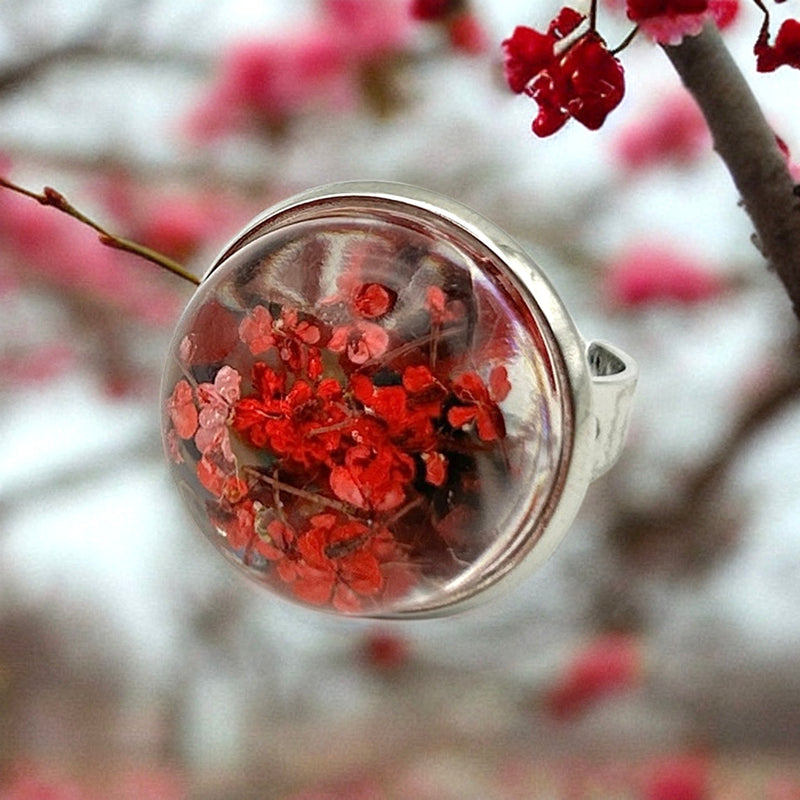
586,341,638,479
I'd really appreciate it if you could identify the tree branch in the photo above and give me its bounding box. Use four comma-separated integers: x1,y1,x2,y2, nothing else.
663,24,800,320
0,177,200,286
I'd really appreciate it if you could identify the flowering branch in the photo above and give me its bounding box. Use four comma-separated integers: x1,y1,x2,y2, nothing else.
663,24,800,320
0,176,200,286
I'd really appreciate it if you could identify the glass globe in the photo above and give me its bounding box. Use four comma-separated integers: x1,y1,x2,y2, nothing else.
161,188,571,617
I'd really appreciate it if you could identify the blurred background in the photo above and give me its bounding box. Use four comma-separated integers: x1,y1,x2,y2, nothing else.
2,1,800,797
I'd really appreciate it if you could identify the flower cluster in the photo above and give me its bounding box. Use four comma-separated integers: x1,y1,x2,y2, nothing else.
165,238,519,613
503,0,799,136
502,8,625,137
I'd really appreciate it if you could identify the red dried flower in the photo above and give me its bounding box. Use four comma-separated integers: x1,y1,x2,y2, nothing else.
447,367,509,441
329,441,415,511
422,450,448,486
163,227,525,614
353,282,396,317
756,18,800,72
234,374,347,471
293,513,386,611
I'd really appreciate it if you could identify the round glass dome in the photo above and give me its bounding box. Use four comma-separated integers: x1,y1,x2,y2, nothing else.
161,198,571,617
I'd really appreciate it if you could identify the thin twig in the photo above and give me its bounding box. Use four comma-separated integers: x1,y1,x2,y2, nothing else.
0,176,200,286
663,24,800,321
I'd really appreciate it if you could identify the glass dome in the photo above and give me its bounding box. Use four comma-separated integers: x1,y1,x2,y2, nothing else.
161,192,572,617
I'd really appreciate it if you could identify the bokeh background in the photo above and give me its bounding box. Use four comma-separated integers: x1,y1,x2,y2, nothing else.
2,1,800,797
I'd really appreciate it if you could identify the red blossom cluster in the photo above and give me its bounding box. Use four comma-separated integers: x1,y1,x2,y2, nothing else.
502,8,625,137
165,253,515,613
756,17,800,71
503,0,798,136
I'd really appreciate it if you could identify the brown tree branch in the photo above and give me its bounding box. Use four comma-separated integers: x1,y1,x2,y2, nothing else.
663,24,800,320
0,176,200,286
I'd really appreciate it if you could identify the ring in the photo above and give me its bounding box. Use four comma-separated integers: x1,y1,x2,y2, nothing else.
161,182,637,618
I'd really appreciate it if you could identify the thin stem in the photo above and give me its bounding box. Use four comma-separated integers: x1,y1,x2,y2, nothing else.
589,0,598,32
611,25,639,55
243,467,353,514
662,24,800,321
0,176,200,286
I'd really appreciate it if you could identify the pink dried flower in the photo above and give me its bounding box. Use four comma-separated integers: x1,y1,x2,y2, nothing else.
239,304,276,354
328,320,389,364
168,379,199,440
605,244,725,308
195,365,241,460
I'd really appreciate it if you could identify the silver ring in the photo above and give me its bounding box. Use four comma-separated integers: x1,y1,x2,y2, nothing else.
162,182,637,618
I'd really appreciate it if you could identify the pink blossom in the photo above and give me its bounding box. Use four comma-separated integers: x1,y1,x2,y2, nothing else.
185,34,354,140
0,765,86,800
709,0,740,29
328,320,389,364
604,244,725,308
0,343,75,385
636,12,708,44
108,767,188,800
614,91,708,170
544,633,641,718
323,0,412,57
185,2,411,140
642,754,710,800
